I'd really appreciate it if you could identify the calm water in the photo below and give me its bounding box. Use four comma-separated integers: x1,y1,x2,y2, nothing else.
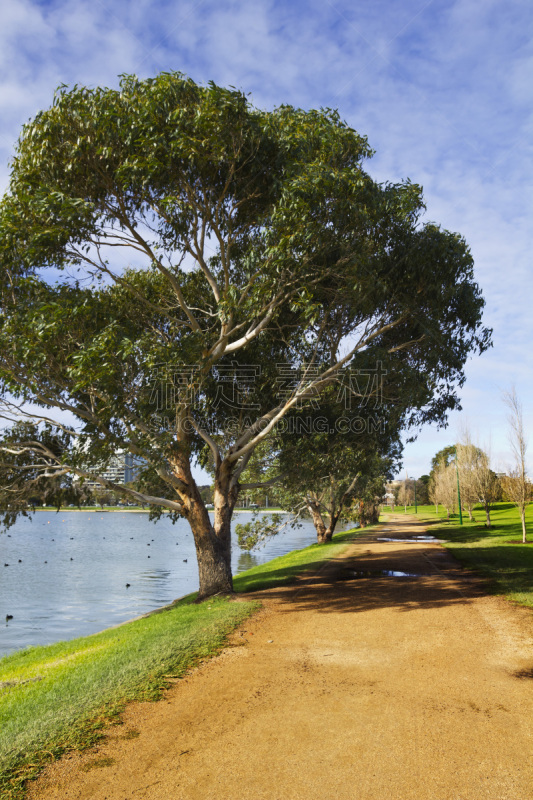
0,510,336,658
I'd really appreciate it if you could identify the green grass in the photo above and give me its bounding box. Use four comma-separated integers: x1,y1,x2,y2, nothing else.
0,523,366,798
0,595,257,798
382,502,533,608
428,502,533,609
381,503,447,519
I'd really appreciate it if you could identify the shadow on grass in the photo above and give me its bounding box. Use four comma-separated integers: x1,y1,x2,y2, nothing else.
233,529,361,594
436,519,529,545
444,544,533,595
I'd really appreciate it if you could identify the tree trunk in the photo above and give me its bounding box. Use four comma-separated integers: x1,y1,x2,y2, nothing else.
322,528,334,543
484,502,492,528
189,502,233,599
172,450,235,599
521,508,527,543
322,512,341,544
359,499,366,527
308,502,331,543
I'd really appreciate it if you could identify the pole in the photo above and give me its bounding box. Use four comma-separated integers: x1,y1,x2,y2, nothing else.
454,446,463,525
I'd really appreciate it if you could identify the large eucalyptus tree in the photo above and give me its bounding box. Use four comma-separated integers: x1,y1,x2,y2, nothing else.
0,73,490,597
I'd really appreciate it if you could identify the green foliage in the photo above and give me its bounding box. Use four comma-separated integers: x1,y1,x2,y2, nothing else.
243,389,403,538
430,445,457,472
235,512,296,550
0,71,491,592
417,475,430,505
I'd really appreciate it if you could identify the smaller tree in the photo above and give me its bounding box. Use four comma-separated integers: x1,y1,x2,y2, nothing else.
233,394,401,544
431,460,457,518
429,447,456,516
467,439,500,528
351,469,388,526
457,439,484,521
473,457,500,528
501,388,531,542
397,479,414,512
417,475,430,506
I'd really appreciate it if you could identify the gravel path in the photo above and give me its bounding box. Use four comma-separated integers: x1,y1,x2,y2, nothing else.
28,516,533,800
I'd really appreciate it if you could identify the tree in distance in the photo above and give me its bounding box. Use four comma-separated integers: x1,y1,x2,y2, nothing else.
429,452,458,518
417,475,430,505
456,440,486,521
501,388,531,543
429,438,501,526
396,478,414,512
457,431,501,526
236,393,403,545
0,73,491,598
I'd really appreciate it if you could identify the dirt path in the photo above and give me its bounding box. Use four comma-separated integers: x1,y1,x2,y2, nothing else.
28,516,533,800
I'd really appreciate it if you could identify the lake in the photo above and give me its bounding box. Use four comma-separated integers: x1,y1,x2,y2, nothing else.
0,510,342,658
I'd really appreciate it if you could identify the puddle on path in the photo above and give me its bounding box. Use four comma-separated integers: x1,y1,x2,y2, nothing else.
337,570,427,580
377,536,443,543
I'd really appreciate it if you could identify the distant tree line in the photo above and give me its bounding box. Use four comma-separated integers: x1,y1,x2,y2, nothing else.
426,391,531,542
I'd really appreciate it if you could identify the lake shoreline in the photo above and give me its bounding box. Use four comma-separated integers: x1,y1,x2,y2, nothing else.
0,510,318,658
0,529,361,798
33,507,284,514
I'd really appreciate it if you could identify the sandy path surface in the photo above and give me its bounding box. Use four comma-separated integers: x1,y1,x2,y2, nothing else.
28,516,533,800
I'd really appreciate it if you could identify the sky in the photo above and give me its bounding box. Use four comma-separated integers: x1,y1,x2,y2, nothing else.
0,0,531,481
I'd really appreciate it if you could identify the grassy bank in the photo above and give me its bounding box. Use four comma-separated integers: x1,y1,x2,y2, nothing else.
0,595,257,798
383,502,533,609
233,526,359,592
0,525,362,798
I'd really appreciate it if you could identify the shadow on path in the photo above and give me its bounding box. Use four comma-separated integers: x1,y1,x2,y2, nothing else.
244,515,488,617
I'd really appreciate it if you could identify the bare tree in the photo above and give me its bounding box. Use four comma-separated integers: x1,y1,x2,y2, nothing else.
470,440,500,528
431,460,457,519
456,438,480,521
501,388,531,543
397,478,414,512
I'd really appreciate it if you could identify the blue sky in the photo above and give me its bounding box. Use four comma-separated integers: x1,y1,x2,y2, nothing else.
0,0,531,480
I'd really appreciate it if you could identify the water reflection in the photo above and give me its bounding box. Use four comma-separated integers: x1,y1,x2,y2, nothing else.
236,552,260,572
141,570,172,581
337,569,425,580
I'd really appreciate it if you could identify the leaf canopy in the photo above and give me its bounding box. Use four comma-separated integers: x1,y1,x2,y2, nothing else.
0,72,491,518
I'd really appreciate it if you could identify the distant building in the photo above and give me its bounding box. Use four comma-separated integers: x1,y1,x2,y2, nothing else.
83,451,143,489
124,453,143,483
